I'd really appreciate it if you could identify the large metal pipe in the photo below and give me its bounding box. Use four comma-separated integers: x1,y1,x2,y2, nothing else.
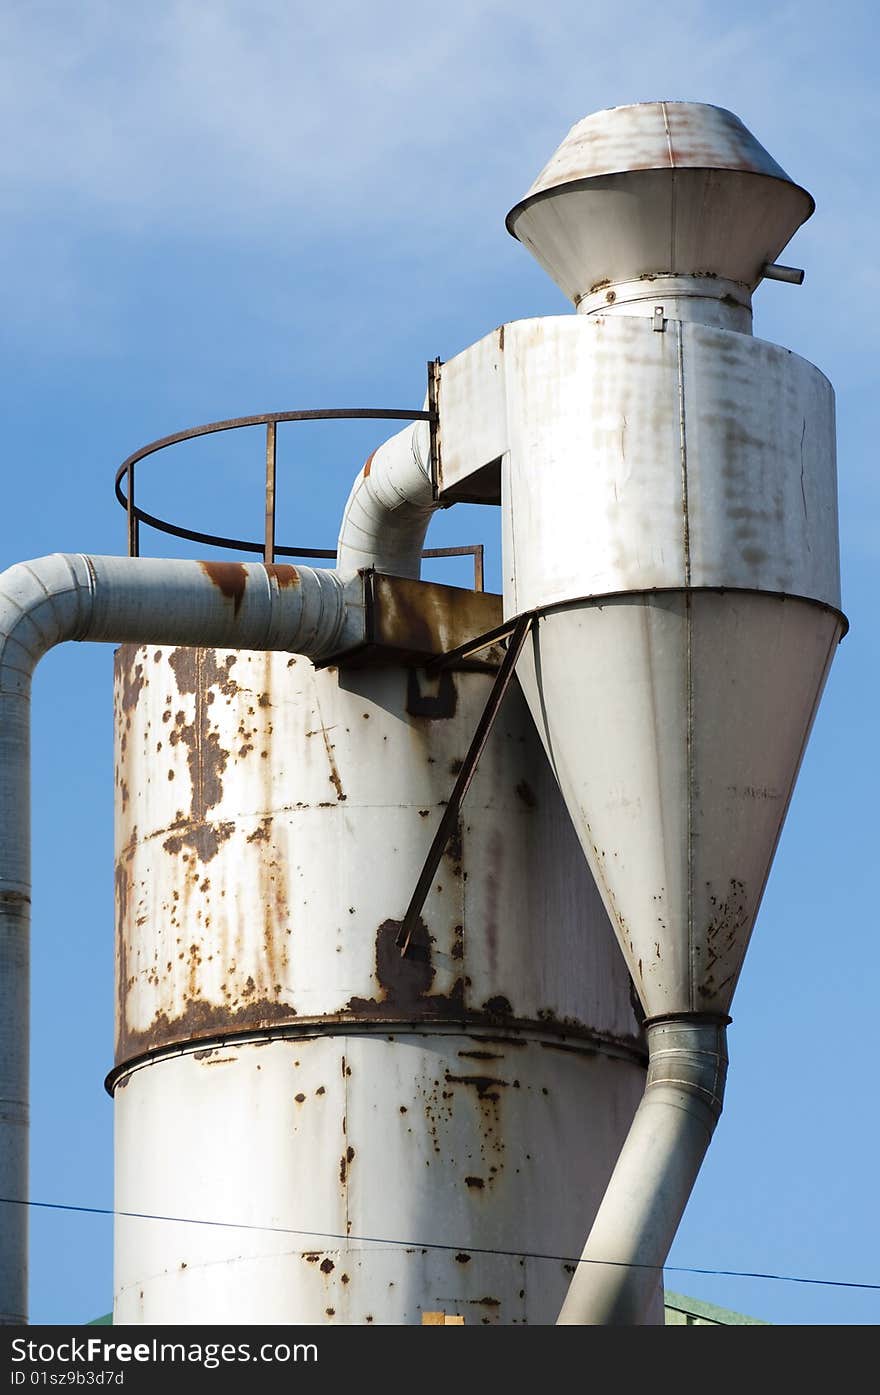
0,553,362,1324
557,1016,728,1324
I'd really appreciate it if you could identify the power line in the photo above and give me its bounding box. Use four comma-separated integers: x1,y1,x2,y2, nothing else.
3,1195,878,1293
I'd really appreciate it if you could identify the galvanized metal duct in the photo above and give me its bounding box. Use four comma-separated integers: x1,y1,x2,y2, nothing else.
336,417,435,577
0,552,363,1324
557,1016,728,1324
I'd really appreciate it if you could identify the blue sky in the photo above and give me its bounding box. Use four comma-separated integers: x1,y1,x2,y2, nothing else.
1,0,878,1325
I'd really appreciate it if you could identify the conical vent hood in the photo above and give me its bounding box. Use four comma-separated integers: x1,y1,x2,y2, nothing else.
506,100,814,314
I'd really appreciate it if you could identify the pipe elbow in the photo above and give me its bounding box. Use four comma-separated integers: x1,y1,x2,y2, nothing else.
0,554,95,694
336,418,435,578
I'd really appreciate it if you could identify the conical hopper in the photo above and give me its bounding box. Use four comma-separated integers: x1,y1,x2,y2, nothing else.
516,591,843,1018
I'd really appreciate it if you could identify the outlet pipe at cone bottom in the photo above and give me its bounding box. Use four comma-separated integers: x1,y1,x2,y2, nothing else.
557,1015,729,1325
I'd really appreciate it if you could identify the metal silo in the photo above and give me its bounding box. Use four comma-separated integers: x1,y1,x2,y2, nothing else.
0,100,842,1329
109,598,649,1324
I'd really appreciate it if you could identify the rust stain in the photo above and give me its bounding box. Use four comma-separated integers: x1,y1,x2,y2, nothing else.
152,648,248,867
311,704,346,802
484,827,502,977
515,780,537,808
200,561,248,615
114,853,133,1057
162,821,235,864
446,818,463,874
119,651,146,715
320,1258,334,1274
346,919,465,1020
481,995,513,1021
265,564,301,588
445,1072,509,1101
464,1176,484,1190
363,449,377,478
114,995,298,1067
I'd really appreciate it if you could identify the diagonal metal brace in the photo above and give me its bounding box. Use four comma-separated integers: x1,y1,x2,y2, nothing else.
397,612,534,957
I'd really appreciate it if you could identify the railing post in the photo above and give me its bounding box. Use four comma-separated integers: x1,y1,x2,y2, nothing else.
127,463,139,558
264,421,277,565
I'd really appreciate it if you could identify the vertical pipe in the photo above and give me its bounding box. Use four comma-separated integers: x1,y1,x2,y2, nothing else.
0,686,30,1324
0,553,363,1322
557,1016,728,1324
264,421,277,566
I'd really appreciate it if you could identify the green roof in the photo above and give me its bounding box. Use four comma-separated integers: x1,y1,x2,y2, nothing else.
664,1291,770,1325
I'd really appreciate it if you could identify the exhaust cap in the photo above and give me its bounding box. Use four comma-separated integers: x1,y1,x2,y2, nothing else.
506,101,814,305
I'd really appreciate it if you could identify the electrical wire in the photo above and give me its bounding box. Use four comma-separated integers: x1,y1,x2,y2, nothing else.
2,1195,878,1293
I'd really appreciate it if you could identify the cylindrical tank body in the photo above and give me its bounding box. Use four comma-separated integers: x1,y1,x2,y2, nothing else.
111,642,651,1324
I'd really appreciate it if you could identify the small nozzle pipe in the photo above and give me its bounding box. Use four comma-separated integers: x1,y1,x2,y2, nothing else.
762,262,805,285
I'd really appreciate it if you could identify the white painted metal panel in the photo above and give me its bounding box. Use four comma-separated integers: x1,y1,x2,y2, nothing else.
503,316,686,613
515,593,843,1017
500,316,840,614
682,322,840,603
113,1033,650,1325
437,326,508,496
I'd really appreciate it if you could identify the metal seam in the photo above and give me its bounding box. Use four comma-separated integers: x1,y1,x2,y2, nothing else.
105,1020,649,1095
676,324,695,1012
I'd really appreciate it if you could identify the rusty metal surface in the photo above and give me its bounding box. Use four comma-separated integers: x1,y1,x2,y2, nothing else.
113,1032,650,1324
342,573,502,671
263,422,277,565
420,545,484,592
113,642,644,1067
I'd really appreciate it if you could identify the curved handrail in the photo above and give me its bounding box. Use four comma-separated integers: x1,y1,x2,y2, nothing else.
113,406,484,589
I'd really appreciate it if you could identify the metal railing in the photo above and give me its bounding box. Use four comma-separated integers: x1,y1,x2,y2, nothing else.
114,407,484,590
